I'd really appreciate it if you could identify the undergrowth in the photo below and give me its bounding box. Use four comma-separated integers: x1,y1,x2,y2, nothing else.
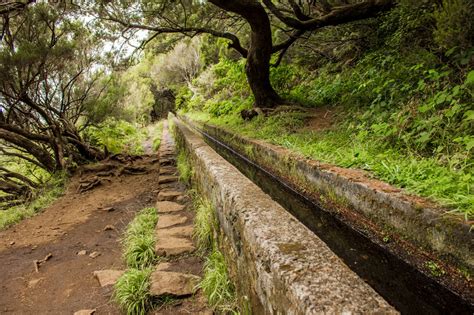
176,151,193,184
85,118,147,155
188,111,473,220
114,267,153,315
177,148,238,313
149,121,163,151
0,172,66,230
115,207,158,314
122,207,158,269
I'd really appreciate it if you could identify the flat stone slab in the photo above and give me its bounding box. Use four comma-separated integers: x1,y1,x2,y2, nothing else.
149,271,200,297
74,310,95,315
156,225,194,238
160,153,175,158
155,262,172,271
160,166,177,175
159,175,179,184
93,270,124,287
157,214,187,229
160,158,176,167
156,201,185,213
155,236,195,256
158,190,183,201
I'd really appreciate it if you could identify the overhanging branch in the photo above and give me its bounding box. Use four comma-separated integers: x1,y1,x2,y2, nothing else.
263,0,394,31
105,16,248,58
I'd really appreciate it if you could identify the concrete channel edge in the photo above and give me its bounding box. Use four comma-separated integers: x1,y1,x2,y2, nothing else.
179,115,473,277
172,116,397,314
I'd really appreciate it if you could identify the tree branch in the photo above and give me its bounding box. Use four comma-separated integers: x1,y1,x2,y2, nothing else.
105,16,248,57
263,0,394,31
0,0,35,15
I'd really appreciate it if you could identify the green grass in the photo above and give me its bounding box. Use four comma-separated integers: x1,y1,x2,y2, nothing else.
149,121,164,151
114,267,153,315
115,207,159,313
199,248,237,313
85,118,147,155
176,151,193,184
0,172,66,230
187,111,473,220
193,197,216,252
122,207,159,269
174,147,240,313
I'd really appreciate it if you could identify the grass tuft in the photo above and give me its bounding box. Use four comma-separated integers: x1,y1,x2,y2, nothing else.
199,248,237,312
122,207,159,269
193,197,216,252
114,267,153,315
176,151,193,184
149,121,163,151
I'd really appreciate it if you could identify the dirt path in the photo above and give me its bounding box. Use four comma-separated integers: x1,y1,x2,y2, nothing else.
0,153,161,314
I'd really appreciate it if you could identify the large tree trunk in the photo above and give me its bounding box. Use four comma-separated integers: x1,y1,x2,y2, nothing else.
209,0,284,108
0,129,57,172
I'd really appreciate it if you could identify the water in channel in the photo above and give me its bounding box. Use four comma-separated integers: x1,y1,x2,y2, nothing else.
198,128,473,314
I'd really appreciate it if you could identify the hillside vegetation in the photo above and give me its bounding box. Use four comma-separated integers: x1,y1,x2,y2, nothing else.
175,1,474,218
0,0,472,224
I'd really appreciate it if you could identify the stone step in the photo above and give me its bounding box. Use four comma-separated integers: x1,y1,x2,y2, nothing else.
149,271,200,297
156,201,185,213
155,262,172,271
156,214,188,229
160,159,176,167
158,190,183,201
159,166,177,175
155,236,195,257
158,175,179,184
74,310,96,315
93,270,124,287
156,225,193,238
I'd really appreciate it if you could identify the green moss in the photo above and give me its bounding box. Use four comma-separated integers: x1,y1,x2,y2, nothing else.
425,261,446,277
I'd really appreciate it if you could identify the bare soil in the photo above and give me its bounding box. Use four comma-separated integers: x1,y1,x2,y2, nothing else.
0,155,161,314
302,106,337,132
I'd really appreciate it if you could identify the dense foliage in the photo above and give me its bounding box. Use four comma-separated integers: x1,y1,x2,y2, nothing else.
175,1,474,218
0,1,472,221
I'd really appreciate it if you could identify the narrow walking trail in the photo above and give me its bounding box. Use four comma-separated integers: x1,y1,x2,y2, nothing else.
0,121,211,314
148,121,210,314
0,149,161,313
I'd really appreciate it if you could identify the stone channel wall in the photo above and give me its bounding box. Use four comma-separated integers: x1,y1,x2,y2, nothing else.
179,115,473,275
172,117,397,314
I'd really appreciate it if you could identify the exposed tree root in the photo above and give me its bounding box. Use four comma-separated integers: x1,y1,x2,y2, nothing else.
77,154,153,193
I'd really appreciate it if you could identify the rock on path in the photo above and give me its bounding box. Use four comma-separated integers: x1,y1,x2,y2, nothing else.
148,120,208,313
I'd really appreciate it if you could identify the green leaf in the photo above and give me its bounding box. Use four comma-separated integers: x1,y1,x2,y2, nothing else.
463,110,474,121
466,139,474,151
465,70,474,85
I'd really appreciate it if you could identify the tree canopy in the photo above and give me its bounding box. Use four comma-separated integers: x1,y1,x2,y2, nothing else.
0,0,472,215
99,0,395,107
